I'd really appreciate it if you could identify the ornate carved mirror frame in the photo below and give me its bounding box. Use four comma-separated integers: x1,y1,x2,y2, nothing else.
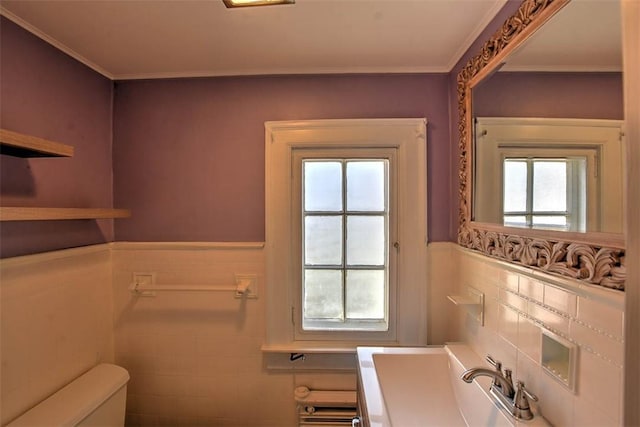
457,0,626,290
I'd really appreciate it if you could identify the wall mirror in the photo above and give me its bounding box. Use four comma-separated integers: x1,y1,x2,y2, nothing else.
457,0,626,290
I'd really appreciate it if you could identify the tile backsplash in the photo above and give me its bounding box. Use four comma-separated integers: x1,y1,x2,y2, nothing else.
452,246,625,426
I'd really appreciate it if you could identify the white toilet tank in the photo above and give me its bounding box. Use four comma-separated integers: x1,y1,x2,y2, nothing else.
7,364,130,427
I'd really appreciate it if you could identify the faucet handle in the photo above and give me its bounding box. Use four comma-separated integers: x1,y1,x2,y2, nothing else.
486,355,502,371
513,381,538,421
486,355,507,393
516,381,538,403
504,368,514,388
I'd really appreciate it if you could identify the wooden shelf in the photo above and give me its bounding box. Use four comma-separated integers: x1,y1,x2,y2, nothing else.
0,131,130,222
0,207,131,221
0,128,74,157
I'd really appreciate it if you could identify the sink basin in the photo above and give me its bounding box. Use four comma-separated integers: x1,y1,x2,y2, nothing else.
356,344,550,427
372,351,465,426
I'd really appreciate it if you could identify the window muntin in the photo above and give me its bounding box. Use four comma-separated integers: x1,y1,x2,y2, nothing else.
503,157,586,231
302,158,390,332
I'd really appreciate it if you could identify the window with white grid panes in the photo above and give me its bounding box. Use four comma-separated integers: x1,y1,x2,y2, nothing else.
301,159,390,331
265,119,427,347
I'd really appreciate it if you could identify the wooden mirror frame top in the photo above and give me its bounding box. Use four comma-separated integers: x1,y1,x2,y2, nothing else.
456,0,626,290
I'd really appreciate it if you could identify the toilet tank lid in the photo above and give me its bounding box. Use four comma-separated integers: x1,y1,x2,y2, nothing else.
7,364,130,427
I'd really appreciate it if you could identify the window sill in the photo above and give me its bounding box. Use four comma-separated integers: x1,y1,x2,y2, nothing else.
261,341,406,355
261,342,414,370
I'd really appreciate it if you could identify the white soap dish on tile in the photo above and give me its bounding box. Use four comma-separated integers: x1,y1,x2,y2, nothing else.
541,328,577,392
447,286,484,326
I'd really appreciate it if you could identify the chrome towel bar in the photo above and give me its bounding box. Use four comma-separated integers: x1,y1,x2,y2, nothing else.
128,274,257,298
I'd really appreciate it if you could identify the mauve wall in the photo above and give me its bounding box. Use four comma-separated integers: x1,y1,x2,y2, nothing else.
113,74,451,242
474,72,623,119
0,17,114,258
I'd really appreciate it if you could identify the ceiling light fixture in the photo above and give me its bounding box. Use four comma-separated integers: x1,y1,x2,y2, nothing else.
223,0,294,8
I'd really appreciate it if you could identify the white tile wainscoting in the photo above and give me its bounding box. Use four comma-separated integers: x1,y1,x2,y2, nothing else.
110,242,297,427
0,241,625,426
0,245,115,425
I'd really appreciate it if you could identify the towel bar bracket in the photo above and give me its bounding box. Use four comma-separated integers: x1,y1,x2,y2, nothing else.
234,274,258,299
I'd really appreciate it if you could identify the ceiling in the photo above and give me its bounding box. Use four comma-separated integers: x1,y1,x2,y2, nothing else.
503,0,621,72
0,0,509,80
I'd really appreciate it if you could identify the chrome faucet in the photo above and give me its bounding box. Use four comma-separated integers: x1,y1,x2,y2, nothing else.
461,367,515,396
461,355,538,421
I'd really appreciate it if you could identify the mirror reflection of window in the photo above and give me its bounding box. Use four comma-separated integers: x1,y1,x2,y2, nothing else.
473,117,623,233
503,157,587,232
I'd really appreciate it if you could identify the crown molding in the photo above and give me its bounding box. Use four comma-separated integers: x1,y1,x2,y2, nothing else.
0,7,114,80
